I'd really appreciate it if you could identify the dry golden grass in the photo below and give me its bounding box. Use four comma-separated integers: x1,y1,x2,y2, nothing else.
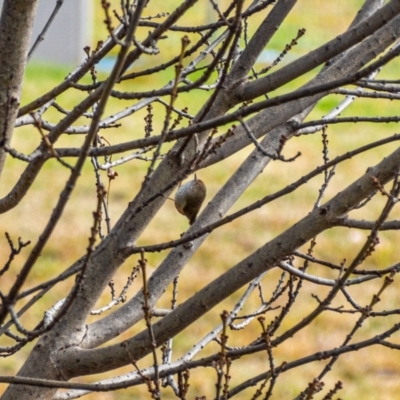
2,1,400,399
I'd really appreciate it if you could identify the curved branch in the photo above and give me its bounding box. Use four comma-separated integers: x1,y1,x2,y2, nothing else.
61,142,400,377
238,0,400,102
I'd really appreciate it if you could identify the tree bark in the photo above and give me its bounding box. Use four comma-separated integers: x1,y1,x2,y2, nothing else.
0,0,38,180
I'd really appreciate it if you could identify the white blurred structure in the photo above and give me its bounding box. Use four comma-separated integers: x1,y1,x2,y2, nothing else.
0,0,93,65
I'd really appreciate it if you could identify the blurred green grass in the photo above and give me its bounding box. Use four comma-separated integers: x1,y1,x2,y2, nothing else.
2,1,400,399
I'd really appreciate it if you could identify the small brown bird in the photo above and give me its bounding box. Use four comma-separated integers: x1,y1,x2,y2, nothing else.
174,176,206,225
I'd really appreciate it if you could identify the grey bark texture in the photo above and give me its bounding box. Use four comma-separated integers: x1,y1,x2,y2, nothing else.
0,0,38,180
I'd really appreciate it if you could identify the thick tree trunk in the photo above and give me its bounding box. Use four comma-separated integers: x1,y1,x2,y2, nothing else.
0,0,38,180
